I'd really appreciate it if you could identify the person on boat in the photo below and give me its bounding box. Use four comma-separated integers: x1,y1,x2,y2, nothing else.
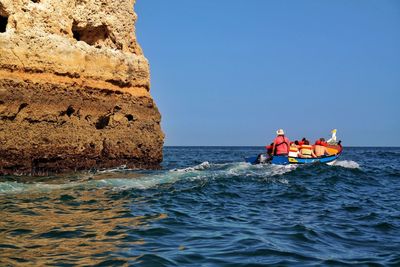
327,129,337,145
288,143,299,158
265,143,274,156
314,138,328,147
299,140,317,158
272,129,290,156
319,138,328,147
294,140,301,148
298,138,307,146
314,138,329,157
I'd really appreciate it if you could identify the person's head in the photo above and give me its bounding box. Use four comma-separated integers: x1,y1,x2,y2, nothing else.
304,140,310,145
294,140,299,145
320,138,325,142
302,137,306,141
276,129,285,136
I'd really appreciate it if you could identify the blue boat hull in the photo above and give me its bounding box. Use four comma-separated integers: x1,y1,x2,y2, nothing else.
271,154,340,165
245,153,340,165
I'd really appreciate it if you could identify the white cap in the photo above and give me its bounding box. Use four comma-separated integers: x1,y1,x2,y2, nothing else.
276,129,285,135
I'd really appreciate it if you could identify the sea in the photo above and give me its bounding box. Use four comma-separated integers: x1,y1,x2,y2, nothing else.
1,147,399,266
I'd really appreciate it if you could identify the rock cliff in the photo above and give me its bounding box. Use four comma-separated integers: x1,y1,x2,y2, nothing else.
0,0,164,175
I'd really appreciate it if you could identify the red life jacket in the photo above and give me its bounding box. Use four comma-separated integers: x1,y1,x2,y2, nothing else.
274,136,290,155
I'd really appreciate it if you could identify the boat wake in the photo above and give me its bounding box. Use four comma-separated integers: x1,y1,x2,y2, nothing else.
0,159,360,195
0,161,296,195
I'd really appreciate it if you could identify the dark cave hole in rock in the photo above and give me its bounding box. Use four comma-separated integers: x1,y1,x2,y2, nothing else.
96,115,110,130
31,0,40,3
126,114,134,122
72,21,110,47
72,28,81,41
66,106,75,117
60,105,75,117
0,15,8,33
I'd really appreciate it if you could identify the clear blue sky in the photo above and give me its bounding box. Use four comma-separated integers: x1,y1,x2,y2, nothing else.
135,0,400,146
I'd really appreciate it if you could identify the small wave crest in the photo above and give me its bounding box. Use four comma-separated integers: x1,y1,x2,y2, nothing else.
330,160,360,169
0,181,27,194
269,164,298,176
0,181,80,195
170,161,211,172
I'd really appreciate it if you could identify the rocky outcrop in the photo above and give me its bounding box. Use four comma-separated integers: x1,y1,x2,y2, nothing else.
0,0,164,175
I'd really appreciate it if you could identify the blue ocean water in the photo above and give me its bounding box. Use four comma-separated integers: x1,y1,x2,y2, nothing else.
1,147,400,266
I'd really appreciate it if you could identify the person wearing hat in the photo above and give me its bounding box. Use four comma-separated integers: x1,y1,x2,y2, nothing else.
272,129,290,156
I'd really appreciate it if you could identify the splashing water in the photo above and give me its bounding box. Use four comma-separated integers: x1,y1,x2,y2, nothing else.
330,160,361,169
171,161,211,172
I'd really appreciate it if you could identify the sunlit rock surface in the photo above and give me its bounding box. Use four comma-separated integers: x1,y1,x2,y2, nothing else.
0,0,164,175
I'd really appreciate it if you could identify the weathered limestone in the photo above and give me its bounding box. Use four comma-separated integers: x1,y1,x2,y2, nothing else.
0,0,164,175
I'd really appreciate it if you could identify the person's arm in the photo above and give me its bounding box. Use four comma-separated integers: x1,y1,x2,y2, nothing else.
312,151,317,158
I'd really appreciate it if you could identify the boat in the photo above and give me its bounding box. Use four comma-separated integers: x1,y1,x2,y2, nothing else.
246,144,343,165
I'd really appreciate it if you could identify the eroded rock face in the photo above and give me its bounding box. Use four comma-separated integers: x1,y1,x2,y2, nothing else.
0,0,164,175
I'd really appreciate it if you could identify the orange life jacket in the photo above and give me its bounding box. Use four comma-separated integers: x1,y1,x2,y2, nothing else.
288,146,299,157
300,145,313,156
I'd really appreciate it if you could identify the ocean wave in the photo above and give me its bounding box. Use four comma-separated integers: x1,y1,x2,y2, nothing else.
0,158,363,195
0,161,296,194
96,165,128,173
330,160,360,169
269,164,298,176
170,161,211,172
0,181,80,194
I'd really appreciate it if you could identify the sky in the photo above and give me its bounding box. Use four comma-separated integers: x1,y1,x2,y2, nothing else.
135,0,400,146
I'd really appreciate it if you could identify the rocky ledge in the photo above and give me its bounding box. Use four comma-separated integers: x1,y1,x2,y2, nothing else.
0,0,164,175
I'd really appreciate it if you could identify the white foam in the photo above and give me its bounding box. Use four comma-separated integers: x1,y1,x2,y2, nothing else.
97,165,128,173
269,164,298,176
0,161,299,195
171,161,211,172
93,176,170,191
330,160,360,169
0,182,27,194
0,181,81,195
227,162,253,175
